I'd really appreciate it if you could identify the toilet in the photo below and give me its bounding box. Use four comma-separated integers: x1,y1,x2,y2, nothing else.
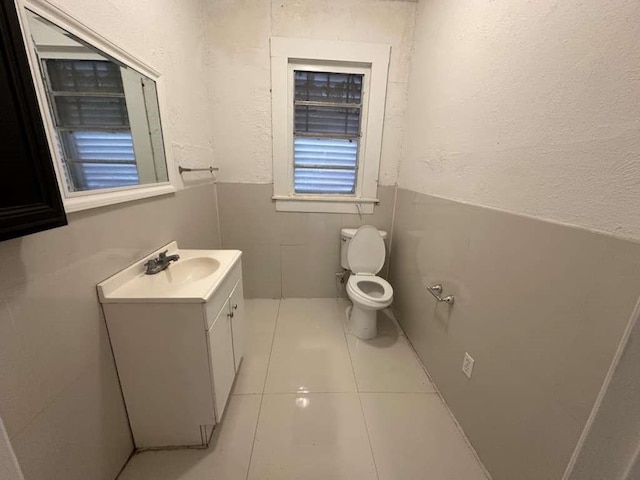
341,225,394,339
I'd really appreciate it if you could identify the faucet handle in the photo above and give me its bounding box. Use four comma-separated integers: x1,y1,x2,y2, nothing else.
158,250,168,259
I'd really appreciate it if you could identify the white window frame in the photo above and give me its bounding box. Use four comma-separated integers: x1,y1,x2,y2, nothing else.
270,37,390,214
15,0,178,213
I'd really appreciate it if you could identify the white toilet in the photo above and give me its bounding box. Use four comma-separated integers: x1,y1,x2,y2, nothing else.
341,225,394,339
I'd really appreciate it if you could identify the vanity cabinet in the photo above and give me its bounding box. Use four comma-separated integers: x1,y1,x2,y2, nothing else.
207,279,245,420
99,247,245,450
229,280,245,371
208,298,235,420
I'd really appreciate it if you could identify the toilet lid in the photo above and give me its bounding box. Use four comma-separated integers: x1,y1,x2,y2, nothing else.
347,225,385,275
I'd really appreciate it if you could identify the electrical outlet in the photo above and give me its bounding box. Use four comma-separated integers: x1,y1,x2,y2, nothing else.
462,352,475,379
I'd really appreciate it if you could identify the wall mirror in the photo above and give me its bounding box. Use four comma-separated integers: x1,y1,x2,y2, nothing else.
19,2,175,212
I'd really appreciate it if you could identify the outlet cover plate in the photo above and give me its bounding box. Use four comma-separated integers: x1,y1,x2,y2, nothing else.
462,352,474,379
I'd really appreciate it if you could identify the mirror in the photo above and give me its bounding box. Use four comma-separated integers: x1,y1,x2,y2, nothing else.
25,11,169,193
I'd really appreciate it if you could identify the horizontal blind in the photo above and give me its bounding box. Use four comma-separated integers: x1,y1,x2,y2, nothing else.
71,131,138,190
293,71,363,195
43,59,138,191
294,138,358,193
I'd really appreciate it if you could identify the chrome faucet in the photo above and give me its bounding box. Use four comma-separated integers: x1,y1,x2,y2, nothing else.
144,250,180,275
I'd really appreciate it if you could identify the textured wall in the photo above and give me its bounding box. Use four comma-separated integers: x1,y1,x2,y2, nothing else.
45,0,216,182
399,0,640,240
0,0,219,479
205,0,417,185
389,189,640,480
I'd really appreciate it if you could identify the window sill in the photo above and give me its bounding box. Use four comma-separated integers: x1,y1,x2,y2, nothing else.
272,195,378,214
63,183,177,213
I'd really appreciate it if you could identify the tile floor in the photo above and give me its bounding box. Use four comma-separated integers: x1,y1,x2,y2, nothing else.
118,299,489,480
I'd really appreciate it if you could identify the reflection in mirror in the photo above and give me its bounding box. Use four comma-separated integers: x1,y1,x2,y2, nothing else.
26,11,169,192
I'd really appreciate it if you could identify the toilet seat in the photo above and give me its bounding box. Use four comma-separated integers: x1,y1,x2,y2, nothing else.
347,225,385,275
347,274,393,308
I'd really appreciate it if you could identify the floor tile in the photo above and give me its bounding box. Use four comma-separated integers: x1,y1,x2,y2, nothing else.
232,300,279,394
346,332,436,393
276,298,344,336
117,299,488,480
118,394,262,480
244,299,280,335
247,393,378,480
264,332,356,393
360,393,488,480
264,299,356,393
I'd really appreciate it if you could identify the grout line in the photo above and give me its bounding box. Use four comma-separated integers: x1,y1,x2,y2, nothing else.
279,246,284,298
356,390,438,395
213,182,223,248
260,391,359,396
341,306,381,480
244,299,282,480
257,390,439,396
387,185,398,276
259,298,282,394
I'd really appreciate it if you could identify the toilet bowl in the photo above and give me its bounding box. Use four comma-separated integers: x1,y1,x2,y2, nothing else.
343,225,394,339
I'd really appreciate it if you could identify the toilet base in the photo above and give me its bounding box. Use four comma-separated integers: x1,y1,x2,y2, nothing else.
348,303,377,340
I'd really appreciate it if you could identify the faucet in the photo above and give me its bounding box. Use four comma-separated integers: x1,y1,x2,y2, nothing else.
144,250,180,275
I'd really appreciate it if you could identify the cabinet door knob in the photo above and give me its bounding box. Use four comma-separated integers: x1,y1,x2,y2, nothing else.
233,304,238,310
228,312,234,318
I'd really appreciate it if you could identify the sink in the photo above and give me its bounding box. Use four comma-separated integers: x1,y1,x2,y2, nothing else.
97,242,242,303
163,257,220,284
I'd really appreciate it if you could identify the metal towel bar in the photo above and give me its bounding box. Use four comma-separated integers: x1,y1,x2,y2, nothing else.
427,284,455,305
178,166,219,174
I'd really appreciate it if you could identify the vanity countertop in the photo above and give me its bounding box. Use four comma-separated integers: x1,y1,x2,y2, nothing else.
98,242,242,304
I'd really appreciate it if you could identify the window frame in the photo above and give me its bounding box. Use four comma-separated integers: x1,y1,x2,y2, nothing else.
290,62,369,197
270,37,390,214
16,0,178,213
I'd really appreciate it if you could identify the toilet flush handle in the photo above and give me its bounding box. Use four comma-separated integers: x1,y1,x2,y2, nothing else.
427,284,455,305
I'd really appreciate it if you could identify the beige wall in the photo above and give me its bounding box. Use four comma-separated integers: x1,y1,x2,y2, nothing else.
205,0,417,186
390,1,640,478
0,420,22,480
206,0,413,297
569,312,640,480
399,0,640,240
0,0,220,479
389,189,640,480
0,183,220,480
217,183,395,298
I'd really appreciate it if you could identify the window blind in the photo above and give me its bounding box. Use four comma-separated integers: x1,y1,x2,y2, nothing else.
293,71,363,194
70,131,138,190
43,59,137,191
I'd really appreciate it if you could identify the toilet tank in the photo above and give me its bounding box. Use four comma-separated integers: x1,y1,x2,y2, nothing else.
340,227,388,270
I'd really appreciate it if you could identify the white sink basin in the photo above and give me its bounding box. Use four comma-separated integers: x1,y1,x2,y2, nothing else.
164,257,220,284
97,242,242,303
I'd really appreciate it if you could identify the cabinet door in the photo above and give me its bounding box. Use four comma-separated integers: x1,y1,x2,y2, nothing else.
0,2,67,241
206,299,235,422
229,279,246,372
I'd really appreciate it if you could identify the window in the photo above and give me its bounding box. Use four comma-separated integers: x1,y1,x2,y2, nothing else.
271,37,391,214
42,59,138,191
293,70,363,195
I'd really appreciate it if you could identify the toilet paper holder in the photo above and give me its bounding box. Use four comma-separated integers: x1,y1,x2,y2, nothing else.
427,284,455,305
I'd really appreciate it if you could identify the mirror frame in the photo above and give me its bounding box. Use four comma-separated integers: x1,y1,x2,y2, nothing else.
15,0,178,213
